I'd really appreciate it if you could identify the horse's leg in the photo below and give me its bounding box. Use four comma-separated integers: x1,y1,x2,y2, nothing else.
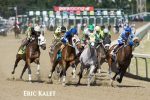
62,62,69,86
34,58,40,75
112,67,120,81
108,61,112,79
34,58,41,80
117,67,127,83
107,58,114,86
71,63,76,79
48,60,59,83
77,64,84,86
59,69,63,82
97,56,101,74
26,58,32,82
87,65,95,86
11,55,21,75
20,63,28,79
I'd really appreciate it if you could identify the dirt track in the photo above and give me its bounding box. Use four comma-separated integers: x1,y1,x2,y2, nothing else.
0,32,150,100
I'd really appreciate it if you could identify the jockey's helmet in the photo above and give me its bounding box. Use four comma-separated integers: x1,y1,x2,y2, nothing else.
125,26,131,34
88,24,94,31
83,23,87,27
71,28,77,35
103,28,109,34
61,26,67,33
55,26,61,33
34,25,41,32
95,26,100,31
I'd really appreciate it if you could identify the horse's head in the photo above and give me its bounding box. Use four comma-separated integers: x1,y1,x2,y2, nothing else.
38,34,46,50
72,35,84,52
132,37,140,49
103,34,111,51
89,41,96,49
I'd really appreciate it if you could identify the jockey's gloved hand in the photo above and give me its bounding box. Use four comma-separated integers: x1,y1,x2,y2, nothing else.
128,41,134,46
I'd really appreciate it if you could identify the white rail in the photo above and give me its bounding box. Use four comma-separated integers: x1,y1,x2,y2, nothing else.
130,53,150,78
133,53,150,59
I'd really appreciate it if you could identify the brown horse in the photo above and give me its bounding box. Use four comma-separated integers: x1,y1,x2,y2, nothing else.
48,35,83,86
11,32,46,82
107,37,140,86
13,25,21,38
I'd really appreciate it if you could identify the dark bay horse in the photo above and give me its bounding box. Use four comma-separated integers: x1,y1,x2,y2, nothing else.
96,34,111,73
48,35,83,86
13,25,21,38
107,37,140,86
11,32,46,82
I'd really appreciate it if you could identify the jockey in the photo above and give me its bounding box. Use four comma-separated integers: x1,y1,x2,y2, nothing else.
111,26,134,57
94,26,102,44
103,28,111,38
87,24,94,35
18,25,41,54
53,26,67,40
60,27,78,50
21,25,40,47
25,23,33,40
50,26,67,51
14,22,20,28
82,24,94,46
99,25,105,39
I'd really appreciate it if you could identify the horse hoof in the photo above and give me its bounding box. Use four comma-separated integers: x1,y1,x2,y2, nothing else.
47,79,53,84
93,81,96,85
11,71,14,74
48,74,51,79
116,78,121,83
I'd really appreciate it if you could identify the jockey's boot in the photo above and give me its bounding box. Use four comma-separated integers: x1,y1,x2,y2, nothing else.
60,44,65,51
56,44,65,60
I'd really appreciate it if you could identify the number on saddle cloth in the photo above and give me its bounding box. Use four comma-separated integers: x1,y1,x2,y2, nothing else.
18,46,26,54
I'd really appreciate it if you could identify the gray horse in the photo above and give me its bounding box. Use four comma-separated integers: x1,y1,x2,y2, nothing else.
77,42,98,86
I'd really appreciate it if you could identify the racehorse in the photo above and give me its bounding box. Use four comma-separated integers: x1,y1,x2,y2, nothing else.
11,31,46,82
48,35,83,86
96,33,111,73
107,37,140,86
77,42,98,86
13,25,21,38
